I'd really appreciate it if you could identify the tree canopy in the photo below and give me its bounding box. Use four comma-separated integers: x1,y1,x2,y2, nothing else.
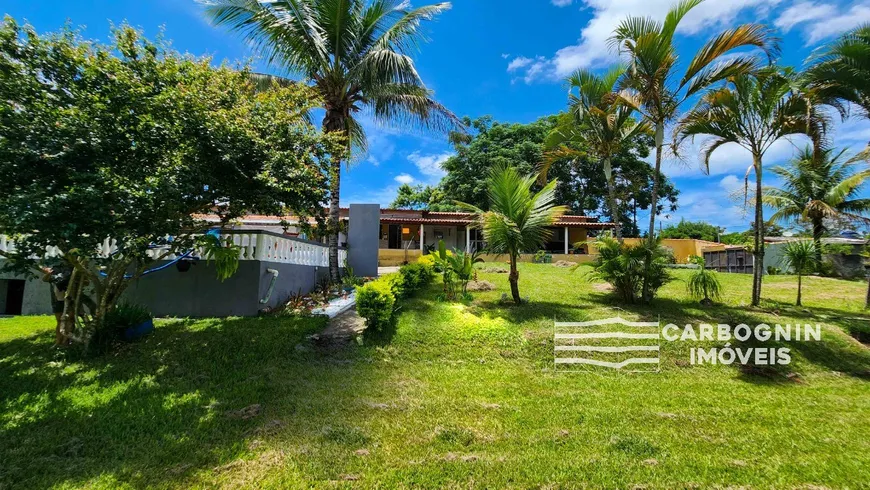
397,115,678,235
659,220,721,242
0,19,338,343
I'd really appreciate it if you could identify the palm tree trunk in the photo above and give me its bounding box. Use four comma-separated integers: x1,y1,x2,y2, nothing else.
323,108,346,283
865,275,870,309
642,123,664,302
604,157,622,243
509,254,521,305
796,273,802,306
812,218,824,266
751,154,764,307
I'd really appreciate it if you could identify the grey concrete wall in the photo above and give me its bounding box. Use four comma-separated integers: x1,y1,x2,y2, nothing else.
0,271,53,315
348,204,380,278
256,261,332,311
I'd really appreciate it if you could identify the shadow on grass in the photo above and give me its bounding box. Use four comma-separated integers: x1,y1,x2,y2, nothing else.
0,315,392,488
580,293,870,382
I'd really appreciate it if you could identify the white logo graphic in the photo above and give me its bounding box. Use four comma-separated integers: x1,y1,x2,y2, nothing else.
554,317,661,372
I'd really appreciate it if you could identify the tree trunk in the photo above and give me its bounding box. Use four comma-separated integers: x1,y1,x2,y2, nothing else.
642,123,664,302
751,154,764,307
796,273,802,306
604,157,622,243
812,218,824,267
865,275,870,309
323,108,346,283
509,254,521,305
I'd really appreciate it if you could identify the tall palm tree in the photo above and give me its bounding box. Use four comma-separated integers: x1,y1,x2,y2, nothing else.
764,146,870,262
675,68,825,306
460,166,567,305
609,0,777,299
203,0,461,281
805,24,870,157
543,65,649,242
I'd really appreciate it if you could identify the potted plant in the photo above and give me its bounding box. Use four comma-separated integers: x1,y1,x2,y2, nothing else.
101,303,154,342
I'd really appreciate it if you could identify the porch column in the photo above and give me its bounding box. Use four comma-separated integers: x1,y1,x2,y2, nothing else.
466,227,471,252
564,227,569,255
420,224,425,251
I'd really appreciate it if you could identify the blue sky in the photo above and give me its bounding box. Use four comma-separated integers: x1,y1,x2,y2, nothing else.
4,0,870,233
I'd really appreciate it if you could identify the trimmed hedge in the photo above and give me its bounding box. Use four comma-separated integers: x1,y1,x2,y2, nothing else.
356,262,434,331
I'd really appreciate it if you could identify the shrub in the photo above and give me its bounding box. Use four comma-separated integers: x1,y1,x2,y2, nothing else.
686,256,722,305
89,302,153,351
356,278,397,331
588,236,673,303
399,262,434,293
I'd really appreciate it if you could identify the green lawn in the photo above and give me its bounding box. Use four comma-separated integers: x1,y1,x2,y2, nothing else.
1,264,868,488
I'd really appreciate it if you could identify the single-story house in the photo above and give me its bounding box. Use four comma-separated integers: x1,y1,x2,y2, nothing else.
199,208,617,266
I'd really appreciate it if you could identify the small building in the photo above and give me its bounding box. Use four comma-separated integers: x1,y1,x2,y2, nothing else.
702,245,755,274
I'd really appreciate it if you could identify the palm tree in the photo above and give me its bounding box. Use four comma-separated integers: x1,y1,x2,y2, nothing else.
675,67,825,306
805,25,870,157
460,166,567,304
609,0,776,299
780,240,818,306
543,65,649,242
764,146,870,263
203,0,461,282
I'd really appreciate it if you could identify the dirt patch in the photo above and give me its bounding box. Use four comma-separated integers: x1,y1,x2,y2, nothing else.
553,260,575,268
480,266,508,273
320,310,366,340
467,280,496,291
592,283,613,293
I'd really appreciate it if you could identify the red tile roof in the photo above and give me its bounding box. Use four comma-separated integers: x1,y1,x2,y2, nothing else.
194,209,616,228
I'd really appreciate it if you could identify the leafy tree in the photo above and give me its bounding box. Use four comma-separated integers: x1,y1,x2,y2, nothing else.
660,220,721,241
0,20,336,344
764,146,870,262
390,184,455,210
544,66,649,241
675,67,824,306
610,0,775,299
203,0,461,282
436,116,677,233
780,240,819,306
461,166,567,305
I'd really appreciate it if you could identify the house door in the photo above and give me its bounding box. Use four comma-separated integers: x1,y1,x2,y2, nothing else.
387,224,403,249
2,279,25,315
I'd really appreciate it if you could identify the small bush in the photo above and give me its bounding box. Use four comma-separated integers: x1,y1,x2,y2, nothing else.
686,256,722,304
399,262,434,293
356,278,397,330
588,236,673,303
89,302,153,351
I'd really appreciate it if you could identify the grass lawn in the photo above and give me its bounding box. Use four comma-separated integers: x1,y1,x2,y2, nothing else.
1,264,868,488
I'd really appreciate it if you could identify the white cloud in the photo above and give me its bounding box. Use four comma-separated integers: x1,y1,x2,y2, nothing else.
775,1,870,44
509,0,781,82
552,0,574,6
394,173,415,185
506,56,534,72
501,53,511,59
664,136,807,178
774,1,835,32
407,151,453,181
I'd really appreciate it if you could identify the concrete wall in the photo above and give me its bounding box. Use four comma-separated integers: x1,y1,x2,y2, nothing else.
124,259,333,317
1,258,333,318
378,249,423,266
0,271,53,315
348,204,380,278
622,238,720,264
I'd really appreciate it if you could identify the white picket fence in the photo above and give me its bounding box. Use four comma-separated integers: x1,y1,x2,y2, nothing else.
0,232,345,268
